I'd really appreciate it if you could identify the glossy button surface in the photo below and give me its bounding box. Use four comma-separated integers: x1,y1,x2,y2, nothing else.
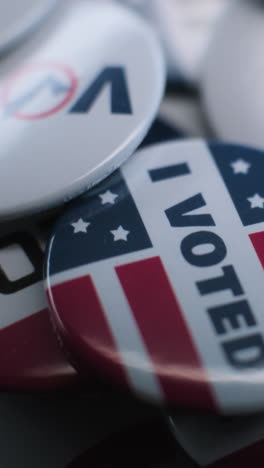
0,0,60,53
0,221,78,389
202,0,264,148
0,0,164,220
46,140,264,413
151,0,227,83
119,0,227,83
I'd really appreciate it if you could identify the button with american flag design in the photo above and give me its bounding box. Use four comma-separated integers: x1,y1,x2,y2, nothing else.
0,221,79,389
45,140,264,413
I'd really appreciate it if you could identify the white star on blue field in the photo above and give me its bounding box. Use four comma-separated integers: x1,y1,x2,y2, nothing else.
209,144,264,226
71,218,90,233
111,225,130,242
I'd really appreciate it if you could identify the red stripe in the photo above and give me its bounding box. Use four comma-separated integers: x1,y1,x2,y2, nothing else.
116,256,216,409
249,231,264,269
0,309,77,389
210,439,264,467
50,276,130,387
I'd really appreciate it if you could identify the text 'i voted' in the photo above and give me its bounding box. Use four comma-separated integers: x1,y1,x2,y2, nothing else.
45,140,264,414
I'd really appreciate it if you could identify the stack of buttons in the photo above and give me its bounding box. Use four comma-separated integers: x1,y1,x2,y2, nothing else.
1,1,264,467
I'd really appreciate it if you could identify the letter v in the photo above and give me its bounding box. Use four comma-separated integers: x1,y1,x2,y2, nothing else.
165,193,215,227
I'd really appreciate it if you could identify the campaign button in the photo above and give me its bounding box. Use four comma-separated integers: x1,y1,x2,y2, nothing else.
45,140,264,413
119,0,227,84
0,222,79,389
0,0,60,54
168,410,264,467
2,63,78,120
0,0,165,220
201,0,264,148
152,0,227,83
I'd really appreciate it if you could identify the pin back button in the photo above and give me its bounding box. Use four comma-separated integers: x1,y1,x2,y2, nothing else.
201,0,264,148
45,140,264,413
0,221,79,389
0,0,165,220
117,0,227,85
0,0,60,55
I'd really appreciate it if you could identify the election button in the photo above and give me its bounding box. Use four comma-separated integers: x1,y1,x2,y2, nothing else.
168,410,264,467
45,140,264,414
0,0,60,54
0,221,79,389
0,0,165,220
151,0,227,83
201,0,264,148
119,0,227,84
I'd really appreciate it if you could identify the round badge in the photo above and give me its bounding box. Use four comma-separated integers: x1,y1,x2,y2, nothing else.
46,140,264,413
120,0,227,83
0,221,78,389
168,410,264,467
151,0,227,83
0,0,164,220
0,0,60,54
201,0,264,148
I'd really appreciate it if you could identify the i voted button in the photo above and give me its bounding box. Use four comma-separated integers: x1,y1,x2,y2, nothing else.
0,221,79,389
45,140,264,414
0,0,60,54
202,0,264,149
0,0,165,220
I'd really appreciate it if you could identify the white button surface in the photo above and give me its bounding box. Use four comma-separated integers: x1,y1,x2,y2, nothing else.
119,0,227,83
0,0,165,220
202,0,264,148
0,0,60,53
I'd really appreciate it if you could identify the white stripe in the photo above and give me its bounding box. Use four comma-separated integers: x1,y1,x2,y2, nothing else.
91,267,164,402
48,249,164,402
244,223,264,235
122,140,264,413
48,247,156,287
